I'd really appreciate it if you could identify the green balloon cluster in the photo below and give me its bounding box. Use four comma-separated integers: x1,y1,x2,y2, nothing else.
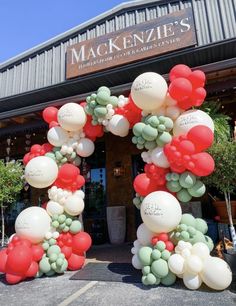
38,245,68,277
138,242,176,286
133,193,144,209
132,115,173,150
51,214,82,234
46,147,80,166
170,214,214,251
85,86,118,125
166,171,206,203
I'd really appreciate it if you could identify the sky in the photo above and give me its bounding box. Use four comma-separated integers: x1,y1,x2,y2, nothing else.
0,0,130,63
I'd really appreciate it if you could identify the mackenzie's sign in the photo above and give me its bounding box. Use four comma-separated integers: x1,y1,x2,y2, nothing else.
66,7,196,79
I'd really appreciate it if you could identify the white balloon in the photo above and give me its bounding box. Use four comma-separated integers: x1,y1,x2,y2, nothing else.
168,254,185,275
46,200,64,216
25,156,58,188
15,207,51,243
107,114,130,137
165,93,177,106
58,103,87,131
64,195,85,216
191,242,210,261
47,126,69,147
166,106,181,121
141,191,182,233
76,138,95,157
133,239,142,249
183,272,202,290
200,257,232,290
136,223,155,246
173,109,214,137
132,254,143,270
131,72,167,111
186,255,203,274
151,148,170,168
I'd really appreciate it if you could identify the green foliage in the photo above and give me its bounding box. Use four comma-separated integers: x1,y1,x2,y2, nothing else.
0,160,24,207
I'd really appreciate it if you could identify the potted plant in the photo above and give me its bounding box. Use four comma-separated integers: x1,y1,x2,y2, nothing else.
0,160,24,247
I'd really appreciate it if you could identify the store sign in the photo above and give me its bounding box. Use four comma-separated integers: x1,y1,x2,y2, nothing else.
66,7,196,79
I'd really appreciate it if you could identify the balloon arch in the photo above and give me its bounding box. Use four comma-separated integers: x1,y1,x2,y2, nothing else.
0,65,232,289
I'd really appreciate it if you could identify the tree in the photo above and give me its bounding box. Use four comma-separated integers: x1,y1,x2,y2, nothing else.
0,160,24,246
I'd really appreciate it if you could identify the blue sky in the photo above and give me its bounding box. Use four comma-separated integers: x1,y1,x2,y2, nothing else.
0,0,127,63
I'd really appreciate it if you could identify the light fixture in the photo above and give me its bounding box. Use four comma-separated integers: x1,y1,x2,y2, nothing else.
113,162,125,177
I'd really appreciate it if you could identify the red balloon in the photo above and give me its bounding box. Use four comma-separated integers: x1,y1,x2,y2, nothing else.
72,232,92,253
178,140,196,155
61,246,72,259
169,78,192,101
42,107,58,124
41,202,47,210
133,173,159,196
191,152,215,176
177,98,193,110
187,125,214,152
190,87,206,107
23,153,31,165
67,253,85,270
83,115,104,140
49,121,60,129
157,233,169,242
11,235,21,245
31,144,42,154
19,239,32,248
6,245,32,274
188,70,206,88
169,64,192,81
165,241,174,252
31,245,44,262
42,143,53,153
0,249,7,273
6,273,23,285
80,101,87,108
76,175,85,189
25,261,39,278
58,164,80,183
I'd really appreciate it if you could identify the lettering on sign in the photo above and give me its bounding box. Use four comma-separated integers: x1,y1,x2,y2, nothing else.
66,7,196,79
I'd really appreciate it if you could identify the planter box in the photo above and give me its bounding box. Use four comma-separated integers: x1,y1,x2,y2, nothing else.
213,201,236,220
107,206,126,245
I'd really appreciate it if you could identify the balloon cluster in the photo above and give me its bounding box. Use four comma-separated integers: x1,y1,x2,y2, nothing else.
168,64,206,110
51,214,82,234
45,146,79,166
23,143,53,165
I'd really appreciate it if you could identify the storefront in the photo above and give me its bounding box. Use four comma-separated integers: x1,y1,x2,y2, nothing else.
0,0,235,242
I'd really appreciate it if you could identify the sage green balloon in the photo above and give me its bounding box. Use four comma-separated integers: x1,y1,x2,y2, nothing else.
137,144,144,150
91,93,97,99
144,141,157,150
58,214,67,224
70,220,82,234
146,273,157,285
179,223,188,231
171,173,180,181
96,91,110,105
181,214,196,227
147,116,160,128
161,250,171,261
98,86,111,95
157,124,166,132
55,259,68,273
94,106,107,117
161,271,176,286
86,96,91,103
133,197,141,206
63,225,70,232
179,172,196,188
61,158,68,164
58,253,65,259
132,136,138,144
187,226,196,236
177,189,192,203
142,276,149,286
36,270,43,278
142,125,158,141
108,96,118,107
91,119,98,125
167,181,182,193
45,153,56,160
49,253,58,263
151,249,161,260
55,151,63,160
42,242,49,251
180,230,190,241
52,220,59,228
188,180,206,197
39,258,51,273
45,269,55,277
65,218,73,226
90,100,97,108
158,116,166,124
56,258,63,267
137,136,145,145
151,259,168,278
155,241,166,252
155,277,161,285
138,247,153,266
48,238,56,245
158,132,172,144
204,235,214,251
133,122,145,136
190,231,206,245
163,117,173,130
85,105,93,115
165,173,172,181
195,218,208,234
59,223,66,230
51,262,57,270
142,266,151,276
47,245,61,256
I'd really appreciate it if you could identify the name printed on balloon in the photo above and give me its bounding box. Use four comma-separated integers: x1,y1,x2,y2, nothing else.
143,203,164,217
15,220,31,230
26,169,44,177
58,109,74,119
132,79,153,92
178,115,199,127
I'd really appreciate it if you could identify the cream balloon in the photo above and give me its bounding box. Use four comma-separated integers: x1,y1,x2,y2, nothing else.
25,156,58,188
200,257,232,290
136,223,155,246
186,255,203,274
15,207,51,243
131,72,167,111
140,191,182,233
132,254,143,270
46,200,64,216
166,106,182,121
64,195,85,216
57,103,86,131
168,254,185,275
107,114,130,137
191,242,210,261
173,109,214,137
47,126,69,147
76,138,95,157
151,148,170,168
183,272,202,290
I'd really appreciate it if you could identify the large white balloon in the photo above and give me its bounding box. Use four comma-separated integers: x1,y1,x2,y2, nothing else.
200,257,232,290
136,223,155,246
183,272,202,290
57,103,87,131
76,138,95,157
141,191,182,233
15,207,51,243
107,114,130,137
25,156,58,188
47,126,69,147
46,200,64,216
131,72,167,111
168,254,185,275
173,109,214,137
151,147,170,168
191,242,210,261
64,195,85,216
186,255,203,274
